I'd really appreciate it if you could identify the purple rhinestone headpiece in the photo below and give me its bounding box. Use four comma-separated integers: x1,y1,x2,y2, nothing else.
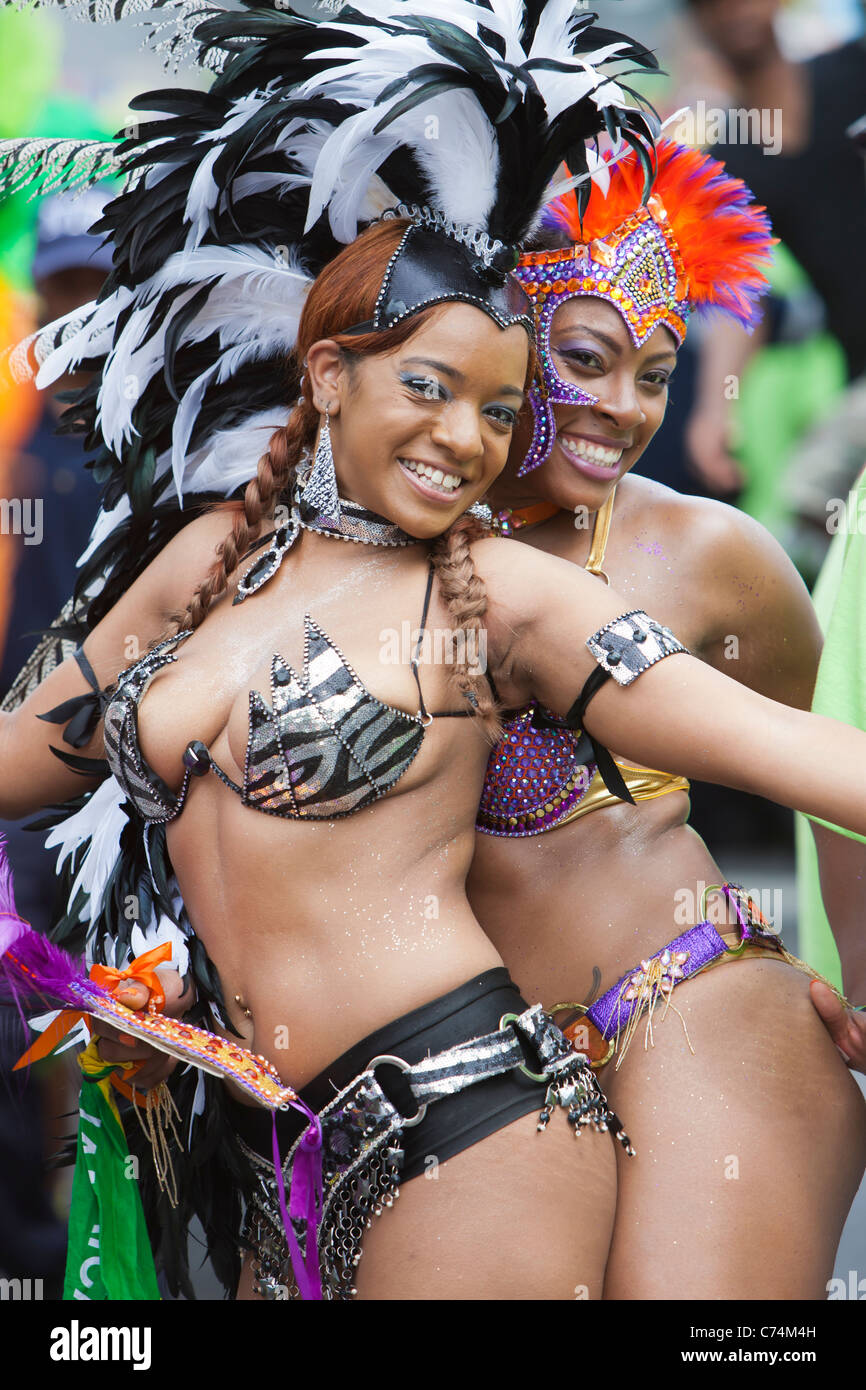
511,199,690,475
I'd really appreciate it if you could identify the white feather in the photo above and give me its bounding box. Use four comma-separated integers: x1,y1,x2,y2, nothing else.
359,171,400,223
129,885,191,980
305,78,503,238
180,410,287,497
97,245,310,456
530,52,628,126
229,169,291,203
182,91,277,252
34,293,129,388
306,113,402,239
170,362,219,496
169,328,295,491
189,1069,206,1143
546,145,612,205
302,33,459,105
44,777,129,931
99,284,202,455
76,497,131,567
322,0,510,45
27,1009,89,1053
408,90,499,227
527,0,592,60
183,145,222,252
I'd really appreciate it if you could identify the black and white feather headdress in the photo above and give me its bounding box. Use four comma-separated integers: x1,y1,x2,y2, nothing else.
2,0,659,684
0,0,660,1298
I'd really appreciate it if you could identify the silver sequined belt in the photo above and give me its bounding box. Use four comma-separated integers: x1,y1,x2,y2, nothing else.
239,1003,634,1300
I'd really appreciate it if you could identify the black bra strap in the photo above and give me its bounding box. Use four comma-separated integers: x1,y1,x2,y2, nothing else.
409,565,437,719
73,644,102,695
35,644,112,753
418,562,436,635
412,562,479,719
485,666,503,707
564,665,610,728
564,667,636,806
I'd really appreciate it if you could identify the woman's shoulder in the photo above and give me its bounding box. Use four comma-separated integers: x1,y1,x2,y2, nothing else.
468,530,579,589
615,476,818,673
615,474,792,574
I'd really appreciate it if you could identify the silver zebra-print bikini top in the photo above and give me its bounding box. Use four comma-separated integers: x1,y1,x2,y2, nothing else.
102,564,472,824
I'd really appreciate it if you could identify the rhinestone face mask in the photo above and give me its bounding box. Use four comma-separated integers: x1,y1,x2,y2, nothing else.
512,197,690,476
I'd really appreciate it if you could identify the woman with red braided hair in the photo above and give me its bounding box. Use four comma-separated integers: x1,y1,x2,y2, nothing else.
2,1,866,1304
469,137,866,1299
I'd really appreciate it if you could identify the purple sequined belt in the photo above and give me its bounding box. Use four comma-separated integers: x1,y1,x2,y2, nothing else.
583,884,783,1051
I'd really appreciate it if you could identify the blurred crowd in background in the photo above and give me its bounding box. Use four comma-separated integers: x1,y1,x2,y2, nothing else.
0,0,864,1293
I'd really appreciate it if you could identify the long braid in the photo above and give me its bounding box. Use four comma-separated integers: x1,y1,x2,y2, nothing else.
166,372,319,637
430,515,501,742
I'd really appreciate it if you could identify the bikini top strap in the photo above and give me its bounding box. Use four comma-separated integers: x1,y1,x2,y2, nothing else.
34,643,113,772
485,667,503,706
415,561,502,717
410,563,437,720
584,485,616,584
562,667,636,805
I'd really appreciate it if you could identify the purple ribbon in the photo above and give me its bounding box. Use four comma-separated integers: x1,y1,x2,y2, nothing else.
271,1101,324,1301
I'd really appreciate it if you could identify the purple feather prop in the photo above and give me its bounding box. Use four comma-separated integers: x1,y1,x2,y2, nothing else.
1,840,325,1296
0,836,111,1025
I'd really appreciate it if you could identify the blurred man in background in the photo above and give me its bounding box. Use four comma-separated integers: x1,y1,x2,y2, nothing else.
683,0,866,500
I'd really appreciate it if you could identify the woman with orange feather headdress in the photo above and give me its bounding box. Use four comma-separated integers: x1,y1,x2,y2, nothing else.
468,136,866,1300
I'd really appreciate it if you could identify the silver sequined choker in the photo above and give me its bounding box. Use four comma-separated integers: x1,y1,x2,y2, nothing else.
233,465,419,604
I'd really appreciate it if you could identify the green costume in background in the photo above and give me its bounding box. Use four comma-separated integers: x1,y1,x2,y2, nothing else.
736,243,846,543
795,470,866,987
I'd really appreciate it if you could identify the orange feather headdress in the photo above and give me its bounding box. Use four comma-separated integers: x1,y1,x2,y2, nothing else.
515,137,776,347
511,137,776,474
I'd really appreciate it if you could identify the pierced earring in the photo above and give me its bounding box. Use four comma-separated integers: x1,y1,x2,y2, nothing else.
299,403,341,524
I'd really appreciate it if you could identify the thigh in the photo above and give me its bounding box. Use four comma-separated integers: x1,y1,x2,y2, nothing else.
353,1109,617,1301
601,958,866,1300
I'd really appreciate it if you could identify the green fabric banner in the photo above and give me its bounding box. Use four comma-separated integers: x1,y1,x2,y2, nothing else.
63,1040,161,1301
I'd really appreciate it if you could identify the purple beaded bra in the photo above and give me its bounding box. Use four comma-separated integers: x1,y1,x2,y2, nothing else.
476,704,596,837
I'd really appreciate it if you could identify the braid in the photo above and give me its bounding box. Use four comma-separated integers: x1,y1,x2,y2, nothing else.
430,515,501,743
166,369,320,638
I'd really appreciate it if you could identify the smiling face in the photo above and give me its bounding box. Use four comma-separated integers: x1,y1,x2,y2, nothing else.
305,302,530,539
495,295,678,513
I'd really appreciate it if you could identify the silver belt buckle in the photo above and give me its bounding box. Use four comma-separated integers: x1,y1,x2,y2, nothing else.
367,1054,428,1127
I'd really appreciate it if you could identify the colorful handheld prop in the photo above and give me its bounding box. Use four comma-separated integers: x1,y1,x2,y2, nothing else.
0,839,323,1299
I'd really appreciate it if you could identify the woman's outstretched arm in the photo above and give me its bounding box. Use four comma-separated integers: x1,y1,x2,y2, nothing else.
475,537,866,839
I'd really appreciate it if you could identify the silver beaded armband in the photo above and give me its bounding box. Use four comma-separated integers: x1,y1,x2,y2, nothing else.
586,610,689,687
